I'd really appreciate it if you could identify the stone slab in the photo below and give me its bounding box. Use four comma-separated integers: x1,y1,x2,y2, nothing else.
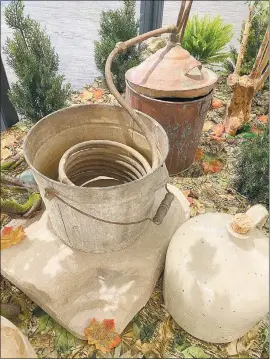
1,184,189,339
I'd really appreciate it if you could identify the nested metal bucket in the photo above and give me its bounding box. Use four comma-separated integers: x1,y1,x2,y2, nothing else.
24,104,169,253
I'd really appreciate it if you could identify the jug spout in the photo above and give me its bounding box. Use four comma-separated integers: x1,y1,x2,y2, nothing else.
227,204,269,239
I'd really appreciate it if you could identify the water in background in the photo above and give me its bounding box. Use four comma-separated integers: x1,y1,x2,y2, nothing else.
1,1,248,90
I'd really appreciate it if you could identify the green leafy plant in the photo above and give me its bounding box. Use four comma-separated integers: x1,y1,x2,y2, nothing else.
182,15,233,64
224,1,269,75
94,0,142,92
4,0,71,123
234,125,269,207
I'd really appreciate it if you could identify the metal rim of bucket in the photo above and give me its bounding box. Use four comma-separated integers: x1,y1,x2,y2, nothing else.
126,80,214,104
23,103,169,192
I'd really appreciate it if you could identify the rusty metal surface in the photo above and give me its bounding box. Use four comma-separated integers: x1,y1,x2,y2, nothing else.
125,44,217,98
126,82,213,174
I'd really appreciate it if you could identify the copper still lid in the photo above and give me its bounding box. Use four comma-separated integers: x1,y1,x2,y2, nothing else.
125,39,218,99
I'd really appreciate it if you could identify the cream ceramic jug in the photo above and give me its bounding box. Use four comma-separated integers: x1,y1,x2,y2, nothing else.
163,205,269,343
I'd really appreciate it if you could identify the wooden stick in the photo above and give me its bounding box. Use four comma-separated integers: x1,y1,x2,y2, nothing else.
256,43,269,78
255,65,269,92
176,0,186,34
235,5,254,75
250,29,269,78
179,0,193,42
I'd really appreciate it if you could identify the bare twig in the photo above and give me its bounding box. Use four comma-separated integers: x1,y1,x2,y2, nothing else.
255,65,269,92
234,4,254,75
250,29,269,79
1,174,37,191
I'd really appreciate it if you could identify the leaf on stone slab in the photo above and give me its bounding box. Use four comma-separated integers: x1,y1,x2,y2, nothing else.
140,323,156,343
84,318,121,354
1,225,25,250
201,159,223,174
182,346,208,358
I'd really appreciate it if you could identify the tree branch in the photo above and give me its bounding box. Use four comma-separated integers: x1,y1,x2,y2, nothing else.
250,29,269,79
255,65,269,92
234,5,254,75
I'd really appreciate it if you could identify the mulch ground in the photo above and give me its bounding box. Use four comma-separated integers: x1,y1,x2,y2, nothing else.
0,73,269,358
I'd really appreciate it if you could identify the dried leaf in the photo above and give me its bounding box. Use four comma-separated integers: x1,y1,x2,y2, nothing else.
257,115,268,123
212,123,225,137
93,88,104,100
1,148,12,160
182,346,208,358
84,318,121,354
80,90,93,102
201,159,223,173
211,98,223,109
1,225,25,250
203,120,215,132
210,135,224,142
194,148,204,161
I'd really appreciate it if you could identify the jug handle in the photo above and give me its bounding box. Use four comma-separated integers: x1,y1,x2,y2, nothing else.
245,204,269,230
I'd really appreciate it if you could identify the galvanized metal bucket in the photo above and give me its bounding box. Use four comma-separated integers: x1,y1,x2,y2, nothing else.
24,104,169,253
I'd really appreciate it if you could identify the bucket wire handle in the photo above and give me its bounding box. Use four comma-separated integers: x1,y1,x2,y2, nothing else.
44,185,174,226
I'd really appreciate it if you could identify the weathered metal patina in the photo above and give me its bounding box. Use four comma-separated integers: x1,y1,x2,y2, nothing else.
125,35,218,174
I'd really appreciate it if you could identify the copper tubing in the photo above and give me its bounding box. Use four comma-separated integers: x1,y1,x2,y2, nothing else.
58,140,153,187
105,25,177,170
176,0,187,33
179,0,193,42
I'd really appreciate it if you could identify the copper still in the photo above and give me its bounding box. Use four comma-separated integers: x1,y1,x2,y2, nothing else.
125,2,218,174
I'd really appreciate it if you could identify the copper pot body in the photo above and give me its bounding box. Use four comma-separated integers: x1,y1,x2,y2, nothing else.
126,81,213,174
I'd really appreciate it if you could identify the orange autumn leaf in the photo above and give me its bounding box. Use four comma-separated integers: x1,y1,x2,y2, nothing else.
201,159,223,174
93,88,104,100
212,123,225,137
84,318,120,354
257,115,268,124
1,225,25,250
194,148,204,161
211,98,223,109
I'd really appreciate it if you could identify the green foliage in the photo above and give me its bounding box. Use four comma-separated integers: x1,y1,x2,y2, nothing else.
234,126,269,207
182,15,233,64
4,0,71,123
94,0,142,92
224,1,269,75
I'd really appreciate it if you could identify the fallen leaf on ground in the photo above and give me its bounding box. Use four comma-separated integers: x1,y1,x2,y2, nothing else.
212,123,225,137
257,115,268,123
1,134,16,150
183,190,190,198
211,98,223,109
1,225,25,250
79,90,93,102
182,346,208,358
84,318,121,354
1,148,12,160
93,88,104,100
194,148,204,161
190,198,205,217
201,159,223,173
203,120,215,132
